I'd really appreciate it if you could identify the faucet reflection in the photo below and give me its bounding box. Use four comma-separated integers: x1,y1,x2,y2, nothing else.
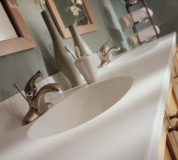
19,70,61,125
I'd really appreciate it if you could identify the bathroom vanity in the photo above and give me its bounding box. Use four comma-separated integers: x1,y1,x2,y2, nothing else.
0,33,177,160
159,50,178,160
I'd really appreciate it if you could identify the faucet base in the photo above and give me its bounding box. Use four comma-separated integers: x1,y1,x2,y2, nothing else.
99,60,110,68
22,103,53,125
22,108,39,125
38,102,53,115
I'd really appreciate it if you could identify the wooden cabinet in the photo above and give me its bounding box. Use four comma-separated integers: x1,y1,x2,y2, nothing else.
157,47,178,160
165,82,178,160
164,144,173,160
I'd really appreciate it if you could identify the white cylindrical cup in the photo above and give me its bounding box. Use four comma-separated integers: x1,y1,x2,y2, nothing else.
74,56,97,84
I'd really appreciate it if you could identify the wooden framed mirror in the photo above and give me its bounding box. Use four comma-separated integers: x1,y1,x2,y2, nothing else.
46,0,98,39
0,0,35,57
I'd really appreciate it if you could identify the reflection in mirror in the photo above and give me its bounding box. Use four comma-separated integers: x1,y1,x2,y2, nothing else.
53,0,90,27
0,1,18,41
46,0,98,39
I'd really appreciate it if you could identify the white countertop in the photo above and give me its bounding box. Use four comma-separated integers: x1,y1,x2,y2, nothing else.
0,32,176,160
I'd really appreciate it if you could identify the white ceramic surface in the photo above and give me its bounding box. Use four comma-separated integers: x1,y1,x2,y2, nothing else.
28,76,133,139
0,33,176,160
75,56,97,84
109,41,159,67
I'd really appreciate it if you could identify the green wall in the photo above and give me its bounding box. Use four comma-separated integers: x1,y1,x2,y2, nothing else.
0,0,126,102
1,0,177,102
145,0,178,38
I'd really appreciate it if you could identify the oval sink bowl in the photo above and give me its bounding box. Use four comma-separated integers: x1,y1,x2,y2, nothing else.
28,76,133,139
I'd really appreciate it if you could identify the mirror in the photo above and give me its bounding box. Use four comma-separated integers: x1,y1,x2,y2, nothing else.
46,0,98,39
53,0,91,27
0,0,36,57
0,1,18,41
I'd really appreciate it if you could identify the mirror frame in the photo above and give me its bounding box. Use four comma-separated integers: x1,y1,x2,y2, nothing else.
0,0,36,57
46,0,98,39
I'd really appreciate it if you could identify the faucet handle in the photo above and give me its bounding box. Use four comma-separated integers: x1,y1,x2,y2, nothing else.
24,70,43,97
99,39,113,53
13,83,28,102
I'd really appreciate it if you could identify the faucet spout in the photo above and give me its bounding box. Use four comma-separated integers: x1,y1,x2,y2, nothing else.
36,83,61,114
20,70,62,125
98,39,120,68
99,39,113,53
105,46,120,59
24,70,42,97
99,46,120,67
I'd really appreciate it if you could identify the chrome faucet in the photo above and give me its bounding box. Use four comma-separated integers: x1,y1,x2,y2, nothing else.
15,70,62,125
98,39,120,67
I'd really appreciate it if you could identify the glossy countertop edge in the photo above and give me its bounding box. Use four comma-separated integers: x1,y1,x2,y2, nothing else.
97,33,176,160
0,32,176,160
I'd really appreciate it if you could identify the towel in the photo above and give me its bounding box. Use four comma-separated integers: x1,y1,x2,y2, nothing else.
119,7,153,32
127,25,160,48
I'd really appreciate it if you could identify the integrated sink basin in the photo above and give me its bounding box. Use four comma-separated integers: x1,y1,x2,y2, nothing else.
28,76,133,139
